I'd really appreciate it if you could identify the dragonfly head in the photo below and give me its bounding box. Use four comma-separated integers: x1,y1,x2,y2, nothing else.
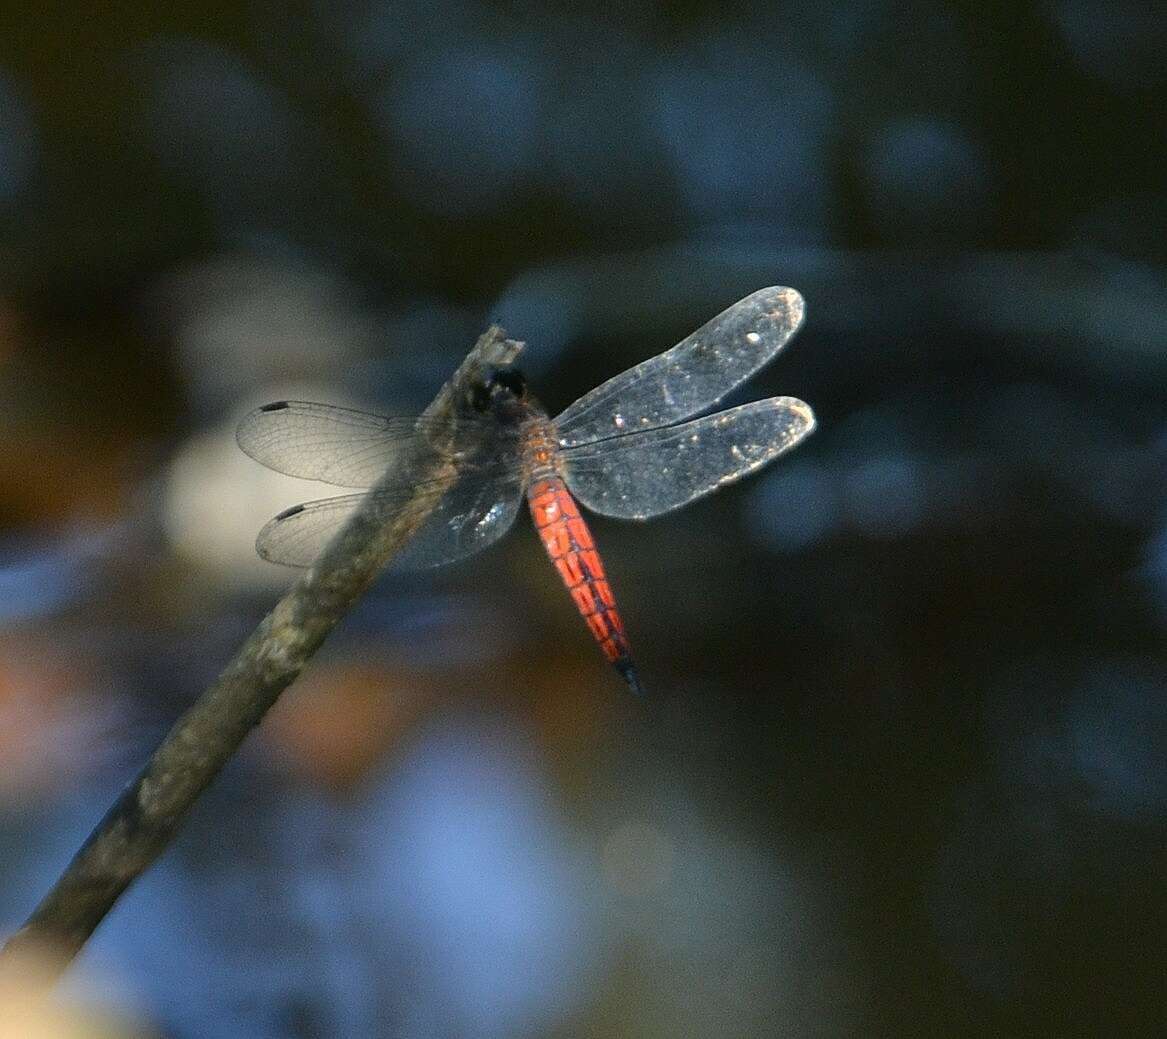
469,365,528,414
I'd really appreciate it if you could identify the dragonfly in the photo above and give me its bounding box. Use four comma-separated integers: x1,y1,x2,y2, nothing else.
237,286,814,695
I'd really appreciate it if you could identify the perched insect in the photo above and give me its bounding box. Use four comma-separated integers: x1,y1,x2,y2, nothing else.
238,286,814,694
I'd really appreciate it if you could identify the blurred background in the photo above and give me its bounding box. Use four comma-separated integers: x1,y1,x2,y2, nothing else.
1,1,1165,1036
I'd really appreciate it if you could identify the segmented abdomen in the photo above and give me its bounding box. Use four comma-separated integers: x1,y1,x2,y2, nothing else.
528,477,639,691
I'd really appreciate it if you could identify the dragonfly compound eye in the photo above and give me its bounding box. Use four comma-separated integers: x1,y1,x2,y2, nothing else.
468,379,493,412
491,368,527,399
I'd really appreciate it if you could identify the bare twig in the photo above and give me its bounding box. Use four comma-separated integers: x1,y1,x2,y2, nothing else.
0,326,523,977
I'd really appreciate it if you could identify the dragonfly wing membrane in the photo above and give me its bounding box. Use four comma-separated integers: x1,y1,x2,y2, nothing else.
391,420,527,570
255,419,527,569
562,397,815,520
391,464,524,571
255,494,368,567
554,287,805,447
237,400,478,489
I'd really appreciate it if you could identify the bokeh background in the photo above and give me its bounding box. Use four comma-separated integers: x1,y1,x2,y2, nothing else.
2,1,1165,1036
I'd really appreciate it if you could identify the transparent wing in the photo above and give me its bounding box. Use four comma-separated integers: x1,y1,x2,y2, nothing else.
236,401,494,490
255,465,525,569
554,287,805,447
561,397,815,520
251,409,526,569
394,462,524,570
255,494,369,567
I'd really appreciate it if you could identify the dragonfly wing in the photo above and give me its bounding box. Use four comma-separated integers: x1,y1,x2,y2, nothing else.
561,397,815,519
237,400,487,489
256,494,369,567
390,419,526,570
256,471,525,569
554,287,805,447
255,429,526,569
391,463,524,571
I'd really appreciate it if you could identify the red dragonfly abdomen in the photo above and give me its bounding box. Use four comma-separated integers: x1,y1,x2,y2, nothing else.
527,476,642,695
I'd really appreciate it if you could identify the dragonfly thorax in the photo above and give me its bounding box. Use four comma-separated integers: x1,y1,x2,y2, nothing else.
520,414,562,483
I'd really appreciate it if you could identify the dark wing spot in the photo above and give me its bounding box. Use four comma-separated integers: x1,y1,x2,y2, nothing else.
260,401,290,412
275,504,306,520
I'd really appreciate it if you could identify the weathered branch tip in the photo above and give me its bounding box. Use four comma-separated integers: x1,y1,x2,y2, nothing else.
0,324,523,981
